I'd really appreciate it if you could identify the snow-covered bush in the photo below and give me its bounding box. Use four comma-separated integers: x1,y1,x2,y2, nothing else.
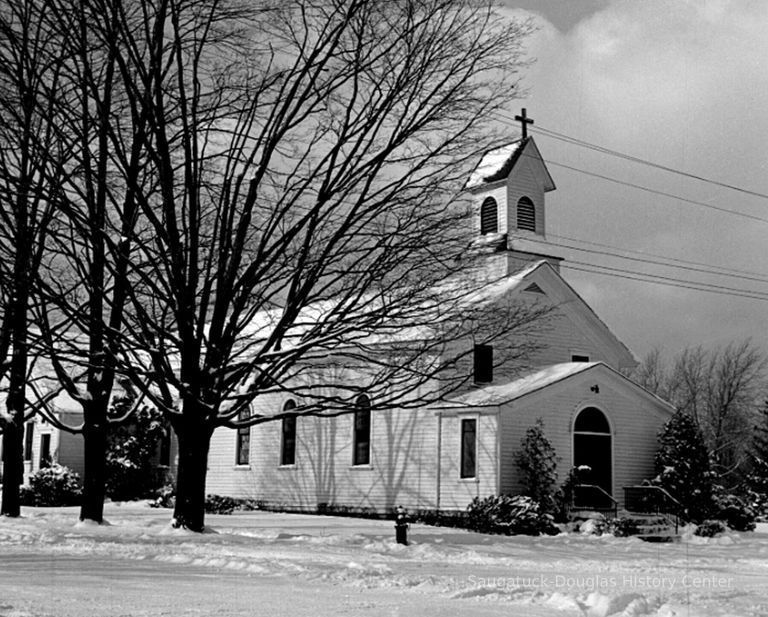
205,494,238,515
515,418,559,514
20,464,82,506
106,400,169,501
466,494,558,536
150,484,176,509
606,517,642,537
694,520,727,538
653,412,715,523
711,490,756,532
414,509,467,529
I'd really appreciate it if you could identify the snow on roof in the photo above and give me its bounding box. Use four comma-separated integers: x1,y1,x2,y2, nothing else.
446,361,599,407
465,140,524,189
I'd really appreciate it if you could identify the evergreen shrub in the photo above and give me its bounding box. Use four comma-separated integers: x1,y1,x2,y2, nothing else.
515,418,559,514
20,464,82,506
466,494,558,536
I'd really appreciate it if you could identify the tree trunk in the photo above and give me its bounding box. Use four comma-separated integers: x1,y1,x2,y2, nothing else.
79,400,108,523
172,421,212,532
1,421,23,516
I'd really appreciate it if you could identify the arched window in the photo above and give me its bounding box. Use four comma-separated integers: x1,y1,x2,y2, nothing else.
516,196,536,232
480,197,498,234
573,407,612,495
353,394,371,466
281,400,297,466
574,407,610,433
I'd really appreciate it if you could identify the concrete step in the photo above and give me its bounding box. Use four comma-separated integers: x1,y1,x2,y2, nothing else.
636,533,681,543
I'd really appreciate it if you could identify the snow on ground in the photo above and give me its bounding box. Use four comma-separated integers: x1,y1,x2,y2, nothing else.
1,503,768,617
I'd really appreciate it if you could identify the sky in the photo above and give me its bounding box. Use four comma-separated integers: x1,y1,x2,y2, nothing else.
493,0,768,360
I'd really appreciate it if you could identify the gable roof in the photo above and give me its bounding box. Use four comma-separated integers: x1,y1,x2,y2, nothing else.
471,260,636,369
438,361,675,412
465,137,556,192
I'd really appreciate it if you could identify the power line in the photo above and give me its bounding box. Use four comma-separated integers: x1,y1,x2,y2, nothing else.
545,237,768,286
494,111,768,201
562,261,768,303
548,232,768,281
547,160,768,225
491,113,768,225
534,123,768,202
563,258,768,302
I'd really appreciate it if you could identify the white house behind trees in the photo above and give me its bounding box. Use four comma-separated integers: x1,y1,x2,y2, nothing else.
204,136,675,513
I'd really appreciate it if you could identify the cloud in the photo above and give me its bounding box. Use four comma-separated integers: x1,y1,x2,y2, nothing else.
497,1,768,356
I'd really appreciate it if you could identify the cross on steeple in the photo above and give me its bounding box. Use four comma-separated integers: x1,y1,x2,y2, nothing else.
514,108,534,139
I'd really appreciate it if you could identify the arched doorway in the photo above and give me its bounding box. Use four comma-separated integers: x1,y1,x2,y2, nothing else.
573,407,612,496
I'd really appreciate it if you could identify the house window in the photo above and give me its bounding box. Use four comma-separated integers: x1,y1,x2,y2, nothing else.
571,354,590,362
235,408,250,465
517,197,536,232
480,197,498,234
159,421,171,467
281,400,297,466
473,344,493,384
39,434,51,469
24,422,34,461
353,394,371,466
460,418,477,478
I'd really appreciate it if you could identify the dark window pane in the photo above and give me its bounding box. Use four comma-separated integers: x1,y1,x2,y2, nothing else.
480,197,498,234
474,344,493,384
574,407,610,434
353,395,371,466
281,414,296,466
24,423,34,461
571,354,590,363
39,434,51,469
236,408,251,465
159,423,171,466
460,419,477,478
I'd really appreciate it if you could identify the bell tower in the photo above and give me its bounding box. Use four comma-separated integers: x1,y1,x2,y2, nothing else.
465,109,562,275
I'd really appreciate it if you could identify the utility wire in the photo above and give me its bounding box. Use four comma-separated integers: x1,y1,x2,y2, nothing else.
495,111,768,201
490,113,768,224
545,237,768,286
548,232,768,281
562,261,768,302
533,123,768,202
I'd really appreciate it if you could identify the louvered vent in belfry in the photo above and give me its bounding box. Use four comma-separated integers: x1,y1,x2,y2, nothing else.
517,196,536,232
480,197,498,234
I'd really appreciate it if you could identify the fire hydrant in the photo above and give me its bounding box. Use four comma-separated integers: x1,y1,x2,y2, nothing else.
395,505,409,546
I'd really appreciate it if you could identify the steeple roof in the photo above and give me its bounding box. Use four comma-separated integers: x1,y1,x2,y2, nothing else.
465,137,556,192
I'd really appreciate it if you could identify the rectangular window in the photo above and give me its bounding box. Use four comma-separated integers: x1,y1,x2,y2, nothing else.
159,423,171,467
236,410,250,466
24,422,34,461
460,419,477,478
572,354,590,362
473,344,493,384
39,434,51,469
281,415,296,466
353,408,371,466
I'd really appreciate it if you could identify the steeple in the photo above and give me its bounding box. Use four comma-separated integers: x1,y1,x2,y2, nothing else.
465,111,561,274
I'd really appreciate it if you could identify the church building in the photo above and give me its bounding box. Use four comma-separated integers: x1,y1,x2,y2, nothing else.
204,124,675,514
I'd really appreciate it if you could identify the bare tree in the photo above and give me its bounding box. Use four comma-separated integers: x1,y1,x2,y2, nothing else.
20,0,157,523
0,0,62,515
632,341,767,484
71,0,538,531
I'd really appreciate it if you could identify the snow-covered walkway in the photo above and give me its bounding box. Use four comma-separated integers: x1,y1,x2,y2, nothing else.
1,503,767,616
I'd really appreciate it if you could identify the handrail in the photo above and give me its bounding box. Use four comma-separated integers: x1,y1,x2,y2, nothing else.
623,485,684,533
572,484,619,518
